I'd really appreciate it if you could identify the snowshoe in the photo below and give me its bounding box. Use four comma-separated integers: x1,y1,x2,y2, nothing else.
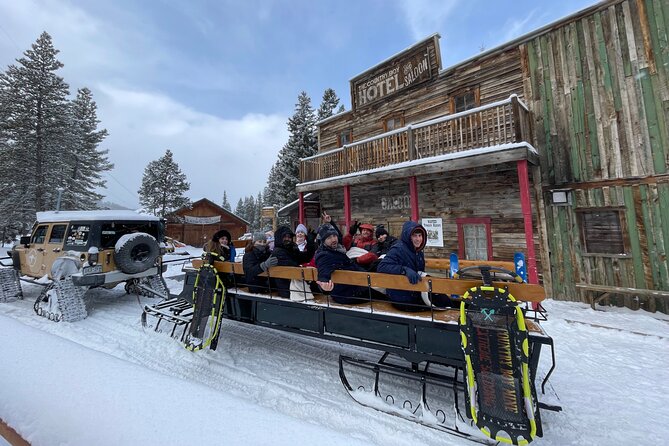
184,253,226,351
459,279,538,444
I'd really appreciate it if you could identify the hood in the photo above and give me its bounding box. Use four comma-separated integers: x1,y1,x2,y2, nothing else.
275,225,295,245
400,221,427,252
213,229,232,243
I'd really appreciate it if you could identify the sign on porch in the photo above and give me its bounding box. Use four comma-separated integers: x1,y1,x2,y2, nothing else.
422,218,444,247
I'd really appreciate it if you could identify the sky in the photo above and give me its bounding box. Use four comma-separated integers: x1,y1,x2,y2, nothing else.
0,0,597,210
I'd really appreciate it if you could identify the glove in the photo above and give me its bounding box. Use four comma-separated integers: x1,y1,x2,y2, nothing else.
403,267,421,285
260,256,278,272
307,229,317,244
348,221,359,236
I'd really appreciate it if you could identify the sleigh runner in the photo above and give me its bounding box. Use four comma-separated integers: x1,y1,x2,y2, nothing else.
143,255,559,444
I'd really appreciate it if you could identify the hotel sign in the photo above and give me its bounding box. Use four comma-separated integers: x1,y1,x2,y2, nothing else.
352,40,435,110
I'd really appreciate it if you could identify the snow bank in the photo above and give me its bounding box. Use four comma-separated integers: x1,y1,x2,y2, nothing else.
0,316,368,446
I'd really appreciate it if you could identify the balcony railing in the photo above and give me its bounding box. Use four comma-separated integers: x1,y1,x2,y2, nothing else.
300,95,532,183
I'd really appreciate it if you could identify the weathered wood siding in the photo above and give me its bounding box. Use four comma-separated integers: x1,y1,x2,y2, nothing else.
318,163,542,272
319,48,524,152
522,0,669,311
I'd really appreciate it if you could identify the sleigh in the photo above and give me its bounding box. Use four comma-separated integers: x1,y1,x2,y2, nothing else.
143,256,560,444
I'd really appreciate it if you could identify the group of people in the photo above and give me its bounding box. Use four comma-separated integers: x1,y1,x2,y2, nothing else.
204,213,452,311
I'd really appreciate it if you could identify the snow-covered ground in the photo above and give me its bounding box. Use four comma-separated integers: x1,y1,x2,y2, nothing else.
1,247,668,445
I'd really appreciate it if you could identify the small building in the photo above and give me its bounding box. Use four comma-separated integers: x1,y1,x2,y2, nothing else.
296,0,669,312
166,198,249,247
277,193,321,231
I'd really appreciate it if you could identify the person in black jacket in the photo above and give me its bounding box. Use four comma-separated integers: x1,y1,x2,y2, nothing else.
315,224,385,304
371,225,398,257
242,232,277,294
270,225,315,298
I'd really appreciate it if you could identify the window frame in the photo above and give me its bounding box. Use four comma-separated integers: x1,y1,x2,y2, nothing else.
48,224,68,244
337,129,352,147
577,207,629,256
449,86,481,114
383,112,405,132
456,217,492,261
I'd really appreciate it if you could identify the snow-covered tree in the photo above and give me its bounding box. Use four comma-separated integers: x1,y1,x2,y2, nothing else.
0,32,72,225
60,87,113,210
235,198,244,217
317,88,343,122
138,149,190,217
0,32,113,233
221,191,231,211
265,92,317,208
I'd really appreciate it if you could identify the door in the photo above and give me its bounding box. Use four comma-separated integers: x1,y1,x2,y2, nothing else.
25,224,49,277
44,224,68,275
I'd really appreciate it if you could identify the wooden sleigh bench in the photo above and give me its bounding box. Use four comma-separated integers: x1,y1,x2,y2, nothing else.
575,283,669,311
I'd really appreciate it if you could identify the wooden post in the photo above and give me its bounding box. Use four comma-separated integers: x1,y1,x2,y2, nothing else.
343,145,349,174
344,185,351,231
409,176,419,222
517,160,539,286
510,95,523,142
298,192,305,224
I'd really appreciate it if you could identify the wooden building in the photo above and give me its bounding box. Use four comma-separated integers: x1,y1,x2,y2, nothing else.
166,198,249,247
296,0,669,312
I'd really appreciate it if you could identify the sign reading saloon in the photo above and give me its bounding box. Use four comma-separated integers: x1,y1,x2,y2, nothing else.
352,40,434,110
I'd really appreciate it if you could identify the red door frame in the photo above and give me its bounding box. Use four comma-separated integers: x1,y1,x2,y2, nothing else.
344,185,351,232
298,192,305,224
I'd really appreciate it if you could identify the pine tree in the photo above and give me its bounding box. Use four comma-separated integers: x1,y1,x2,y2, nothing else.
221,191,231,211
0,32,72,225
317,88,343,122
266,91,317,208
255,192,263,231
61,87,113,210
235,198,244,216
138,149,190,216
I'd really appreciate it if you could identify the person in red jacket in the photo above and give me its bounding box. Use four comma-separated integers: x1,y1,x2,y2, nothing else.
343,221,378,267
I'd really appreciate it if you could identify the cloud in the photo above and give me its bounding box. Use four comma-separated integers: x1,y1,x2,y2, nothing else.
94,84,288,208
396,0,460,41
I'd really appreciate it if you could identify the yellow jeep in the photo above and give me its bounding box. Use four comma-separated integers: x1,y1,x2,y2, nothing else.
1,210,168,322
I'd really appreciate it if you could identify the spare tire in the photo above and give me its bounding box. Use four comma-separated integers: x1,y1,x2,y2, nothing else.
114,233,160,274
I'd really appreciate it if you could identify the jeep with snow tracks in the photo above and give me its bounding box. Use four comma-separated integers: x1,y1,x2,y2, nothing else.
0,210,169,322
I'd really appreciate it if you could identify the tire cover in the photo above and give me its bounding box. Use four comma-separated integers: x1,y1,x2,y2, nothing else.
114,233,159,274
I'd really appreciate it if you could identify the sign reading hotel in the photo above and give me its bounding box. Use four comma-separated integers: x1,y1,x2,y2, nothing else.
352,40,435,110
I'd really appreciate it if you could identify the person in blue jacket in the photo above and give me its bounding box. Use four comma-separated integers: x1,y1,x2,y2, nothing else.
377,220,452,311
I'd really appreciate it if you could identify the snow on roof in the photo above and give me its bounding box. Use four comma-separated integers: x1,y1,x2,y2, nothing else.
296,142,538,188
36,210,161,223
277,192,316,215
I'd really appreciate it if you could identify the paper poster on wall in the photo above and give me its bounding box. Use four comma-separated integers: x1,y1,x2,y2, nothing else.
421,218,443,247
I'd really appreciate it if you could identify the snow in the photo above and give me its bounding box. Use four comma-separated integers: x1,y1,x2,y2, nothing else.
36,210,160,223
1,246,669,445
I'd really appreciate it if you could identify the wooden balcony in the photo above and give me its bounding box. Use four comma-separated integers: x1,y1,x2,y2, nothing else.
298,95,535,190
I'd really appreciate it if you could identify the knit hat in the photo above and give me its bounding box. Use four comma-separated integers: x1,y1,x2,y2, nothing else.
375,226,389,238
213,229,231,242
359,223,375,232
252,232,267,242
295,223,308,235
317,224,338,242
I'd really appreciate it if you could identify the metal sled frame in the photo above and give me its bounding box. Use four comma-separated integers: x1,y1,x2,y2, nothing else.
145,261,560,442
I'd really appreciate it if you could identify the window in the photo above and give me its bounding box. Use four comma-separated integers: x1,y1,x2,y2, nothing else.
338,130,352,147
48,224,68,244
66,224,91,247
100,222,160,248
457,217,492,260
31,225,48,245
384,115,404,132
450,87,480,114
578,209,626,255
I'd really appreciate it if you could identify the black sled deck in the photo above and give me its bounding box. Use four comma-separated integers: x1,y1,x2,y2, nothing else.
142,252,226,351
460,282,538,445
